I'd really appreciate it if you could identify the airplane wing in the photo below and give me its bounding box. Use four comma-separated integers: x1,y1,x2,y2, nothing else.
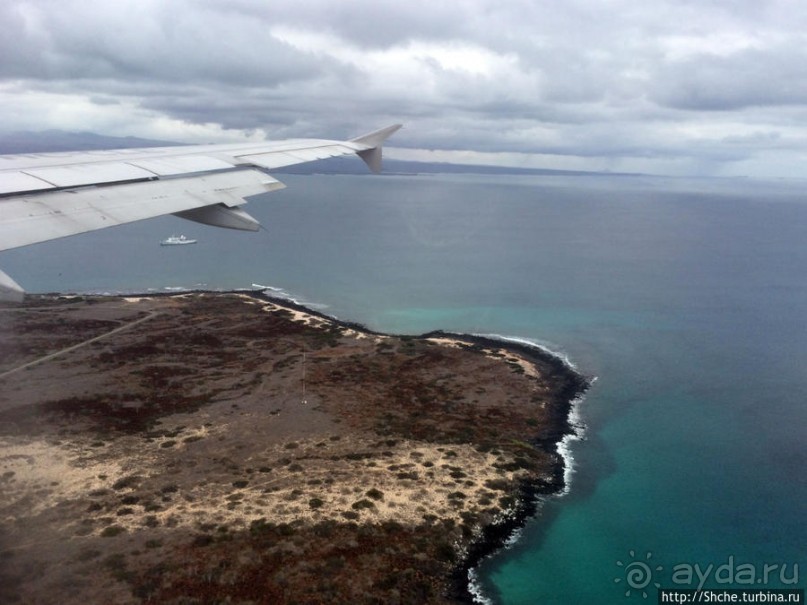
0,124,401,301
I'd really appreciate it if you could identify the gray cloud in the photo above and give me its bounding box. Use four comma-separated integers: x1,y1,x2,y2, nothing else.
2,0,807,176
652,46,807,111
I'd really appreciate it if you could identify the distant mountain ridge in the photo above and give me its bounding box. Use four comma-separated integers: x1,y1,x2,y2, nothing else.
0,130,179,154
274,155,623,177
0,130,632,177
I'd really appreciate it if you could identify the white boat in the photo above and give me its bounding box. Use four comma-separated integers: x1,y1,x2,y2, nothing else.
160,235,197,246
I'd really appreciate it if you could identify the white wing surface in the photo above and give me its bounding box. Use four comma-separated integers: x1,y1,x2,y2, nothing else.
0,124,401,301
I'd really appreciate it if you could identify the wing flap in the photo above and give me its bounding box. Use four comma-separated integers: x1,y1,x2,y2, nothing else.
22,162,157,188
0,170,281,251
127,155,235,176
0,171,57,195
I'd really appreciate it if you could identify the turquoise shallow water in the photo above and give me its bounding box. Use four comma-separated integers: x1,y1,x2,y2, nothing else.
3,173,805,602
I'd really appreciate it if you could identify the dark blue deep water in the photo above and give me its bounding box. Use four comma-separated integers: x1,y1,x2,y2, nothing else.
3,173,805,603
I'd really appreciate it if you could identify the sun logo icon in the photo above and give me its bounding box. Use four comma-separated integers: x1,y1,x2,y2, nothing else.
615,550,663,599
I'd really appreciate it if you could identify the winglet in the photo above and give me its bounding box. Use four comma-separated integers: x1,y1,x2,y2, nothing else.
351,124,402,148
351,124,402,173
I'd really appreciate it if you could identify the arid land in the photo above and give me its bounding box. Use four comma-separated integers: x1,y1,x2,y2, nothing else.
0,292,588,604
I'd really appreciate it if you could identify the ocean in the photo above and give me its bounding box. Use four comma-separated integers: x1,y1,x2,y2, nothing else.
3,172,805,603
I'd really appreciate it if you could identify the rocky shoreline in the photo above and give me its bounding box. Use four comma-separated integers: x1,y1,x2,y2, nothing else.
417,331,587,603
0,291,589,604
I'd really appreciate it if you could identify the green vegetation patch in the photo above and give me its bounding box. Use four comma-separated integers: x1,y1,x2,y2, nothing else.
111,475,140,490
351,499,375,511
365,488,384,501
100,525,126,538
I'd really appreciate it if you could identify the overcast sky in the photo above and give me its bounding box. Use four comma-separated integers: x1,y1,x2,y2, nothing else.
2,0,807,177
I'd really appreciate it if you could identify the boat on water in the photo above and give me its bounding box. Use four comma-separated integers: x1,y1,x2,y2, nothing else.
160,235,197,246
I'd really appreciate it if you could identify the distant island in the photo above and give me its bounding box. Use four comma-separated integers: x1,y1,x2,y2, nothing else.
0,292,588,604
0,129,639,177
